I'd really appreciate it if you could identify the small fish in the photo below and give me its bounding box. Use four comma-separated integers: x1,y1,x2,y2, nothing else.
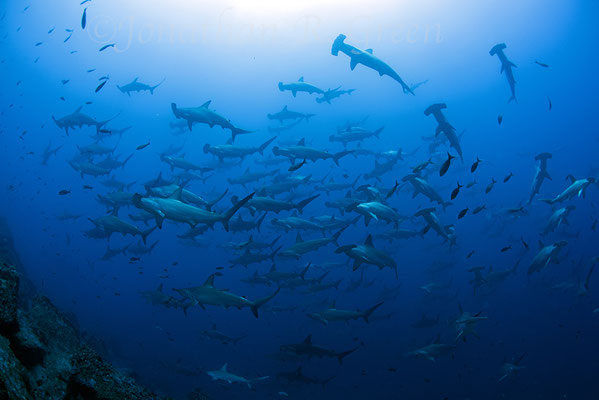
471,157,481,173
66,29,74,32
215,266,224,270
60,96,65,101
548,96,552,111
34,56,40,63
99,43,115,52
58,190,71,196
87,68,96,73
64,33,73,43
466,250,475,259
83,185,93,190
503,172,513,183
80,0,92,4
387,367,397,372
81,8,87,30
592,219,597,232
85,101,93,105
458,208,468,219
35,42,43,46
535,60,549,68
500,245,512,253
136,142,150,150
385,180,399,200
288,159,306,172
129,257,140,262
440,152,456,176
497,114,503,125
70,50,77,54
485,178,496,194
472,205,486,215
450,181,462,200
61,79,70,85
466,180,477,188
521,236,529,249
48,27,55,34
95,79,108,93
98,75,109,81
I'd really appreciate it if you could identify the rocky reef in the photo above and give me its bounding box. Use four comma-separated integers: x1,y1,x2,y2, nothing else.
0,219,170,400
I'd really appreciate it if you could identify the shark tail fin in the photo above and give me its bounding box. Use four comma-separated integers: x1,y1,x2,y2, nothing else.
333,150,353,165
141,226,156,245
258,136,277,155
321,376,336,389
207,188,229,212
363,302,384,323
331,226,346,246
221,192,255,231
295,194,320,214
508,95,517,104
149,78,165,94
336,346,358,365
250,288,280,318
231,127,252,143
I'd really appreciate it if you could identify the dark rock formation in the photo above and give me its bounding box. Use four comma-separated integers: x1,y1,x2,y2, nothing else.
0,219,170,400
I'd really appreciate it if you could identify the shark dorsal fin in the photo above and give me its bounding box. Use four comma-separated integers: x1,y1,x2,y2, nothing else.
345,190,351,198
365,48,373,54
269,264,276,272
329,300,336,308
203,274,215,287
298,76,304,82
364,234,373,247
297,138,305,146
283,105,288,111
292,210,298,217
303,335,312,344
538,240,545,249
226,138,233,145
248,234,254,242
157,283,163,292
220,363,228,371
296,232,303,243
458,303,463,314
212,323,216,330
434,334,441,344
169,187,183,201
201,100,212,108
133,77,139,82
74,106,83,113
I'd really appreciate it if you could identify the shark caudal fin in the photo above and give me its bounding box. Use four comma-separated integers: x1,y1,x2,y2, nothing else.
231,127,253,143
258,136,277,155
331,34,347,56
141,226,156,245
295,194,320,214
363,302,384,323
336,346,358,365
149,78,165,95
206,189,229,212
221,192,255,231
250,288,280,318
333,150,353,166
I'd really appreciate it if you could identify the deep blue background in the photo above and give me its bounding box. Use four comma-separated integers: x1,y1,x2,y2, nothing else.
1,1,598,399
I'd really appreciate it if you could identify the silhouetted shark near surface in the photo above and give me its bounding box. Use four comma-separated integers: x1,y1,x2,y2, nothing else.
490,43,517,103
331,34,414,95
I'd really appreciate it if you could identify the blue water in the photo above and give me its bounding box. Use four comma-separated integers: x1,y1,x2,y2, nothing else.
1,1,599,399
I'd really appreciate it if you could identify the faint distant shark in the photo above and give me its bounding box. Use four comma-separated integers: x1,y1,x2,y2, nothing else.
171,101,252,142
278,76,324,97
490,43,517,103
207,363,268,389
117,77,164,96
331,34,414,95
52,106,116,135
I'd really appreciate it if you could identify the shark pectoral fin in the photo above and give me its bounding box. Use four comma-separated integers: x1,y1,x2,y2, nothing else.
187,120,193,131
352,259,362,271
369,212,378,221
350,58,358,71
